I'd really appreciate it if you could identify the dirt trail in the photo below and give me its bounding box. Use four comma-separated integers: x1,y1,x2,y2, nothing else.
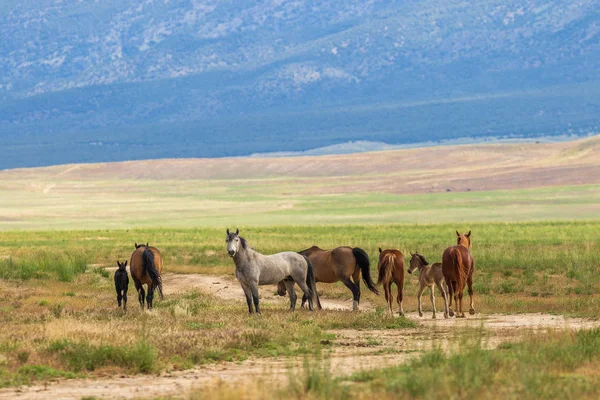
163,272,375,311
3,273,599,400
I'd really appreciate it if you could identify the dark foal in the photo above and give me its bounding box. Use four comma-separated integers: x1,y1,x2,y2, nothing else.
114,260,129,311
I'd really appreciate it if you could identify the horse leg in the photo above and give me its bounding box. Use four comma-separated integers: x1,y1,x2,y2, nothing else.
341,278,360,311
123,288,128,312
436,279,449,319
284,280,297,311
467,274,475,315
134,280,145,310
352,269,361,305
384,282,393,315
295,280,314,311
146,284,154,311
416,285,425,317
429,285,437,319
250,282,261,315
396,282,404,317
116,290,123,309
445,277,454,317
240,282,254,314
457,284,465,318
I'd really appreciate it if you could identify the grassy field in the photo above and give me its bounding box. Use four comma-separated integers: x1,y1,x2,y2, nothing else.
0,221,599,392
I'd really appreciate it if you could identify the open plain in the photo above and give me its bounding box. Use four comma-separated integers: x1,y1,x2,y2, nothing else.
0,137,599,399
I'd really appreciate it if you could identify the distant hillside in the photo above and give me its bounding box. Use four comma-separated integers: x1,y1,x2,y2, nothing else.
1,0,599,169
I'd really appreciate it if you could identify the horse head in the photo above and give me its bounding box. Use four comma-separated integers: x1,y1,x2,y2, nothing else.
408,252,428,274
456,230,471,249
226,228,241,257
117,260,128,270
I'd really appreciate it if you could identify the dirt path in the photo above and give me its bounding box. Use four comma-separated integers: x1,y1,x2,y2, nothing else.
163,272,375,311
3,273,599,400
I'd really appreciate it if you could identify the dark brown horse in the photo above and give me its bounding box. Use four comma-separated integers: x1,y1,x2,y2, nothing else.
442,231,475,318
130,242,164,310
377,248,405,316
286,246,378,311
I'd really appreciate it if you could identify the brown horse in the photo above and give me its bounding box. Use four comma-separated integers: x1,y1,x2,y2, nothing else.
289,246,379,311
441,231,475,318
130,242,164,310
377,248,405,316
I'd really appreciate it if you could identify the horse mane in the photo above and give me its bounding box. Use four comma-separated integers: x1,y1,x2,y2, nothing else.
239,236,252,250
298,245,321,255
417,253,429,266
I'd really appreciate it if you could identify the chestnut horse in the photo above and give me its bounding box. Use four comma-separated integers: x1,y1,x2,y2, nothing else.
377,248,405,316
130,243,164,310
442,231,475,318
289,246,379,311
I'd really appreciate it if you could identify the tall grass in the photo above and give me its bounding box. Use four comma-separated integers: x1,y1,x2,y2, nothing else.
0,251,87,281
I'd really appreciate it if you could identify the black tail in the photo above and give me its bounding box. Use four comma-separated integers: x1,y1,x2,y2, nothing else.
352,247,379,295
304,256,317,300
143,248,163,299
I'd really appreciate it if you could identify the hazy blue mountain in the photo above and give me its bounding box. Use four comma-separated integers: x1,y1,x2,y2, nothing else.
1,0,599,169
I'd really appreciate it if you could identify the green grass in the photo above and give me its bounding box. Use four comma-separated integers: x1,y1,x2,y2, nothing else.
0,251,88,281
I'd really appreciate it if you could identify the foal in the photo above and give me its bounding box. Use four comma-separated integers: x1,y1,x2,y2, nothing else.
408,252,449,319
114,260,129,312
377,248,405,316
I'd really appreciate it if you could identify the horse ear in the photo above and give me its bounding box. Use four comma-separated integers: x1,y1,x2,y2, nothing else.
124,260,127,267
410,251,414,256
135,242,138,248
146,242,149,247
235,228,239,235
466,230,471,237
226,228,230,235
117,260,121,267
456,231,460,237
378,247,382,253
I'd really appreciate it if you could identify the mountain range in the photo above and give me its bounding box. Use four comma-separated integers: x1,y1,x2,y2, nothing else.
1,0,599,169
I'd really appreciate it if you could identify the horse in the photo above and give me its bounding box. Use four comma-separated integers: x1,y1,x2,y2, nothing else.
408,252,449,319
377,248,405,316
114,260,129,312
293,245,379,311
226,229,317,315
130,242,164,311
442,230,475,318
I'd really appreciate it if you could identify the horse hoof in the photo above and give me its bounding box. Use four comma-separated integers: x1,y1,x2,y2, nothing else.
432,314,436,319
469,308,475,315
444,313,449,319
418,312,423,317
398,312,405,317
449,309,455,317
456,314,466,319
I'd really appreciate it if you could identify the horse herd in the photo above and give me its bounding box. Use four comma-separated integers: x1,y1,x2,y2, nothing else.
115,230,475,319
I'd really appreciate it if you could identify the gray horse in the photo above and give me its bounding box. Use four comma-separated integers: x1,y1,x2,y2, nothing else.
226,229,317,314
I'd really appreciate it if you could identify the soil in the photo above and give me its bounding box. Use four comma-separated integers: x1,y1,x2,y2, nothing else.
2,273,598,400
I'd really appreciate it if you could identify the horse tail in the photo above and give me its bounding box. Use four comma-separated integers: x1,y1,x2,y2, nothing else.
352,247,379,295
143,248,163,300
377,253,395,286
304,256,316,300
453,248,467,288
